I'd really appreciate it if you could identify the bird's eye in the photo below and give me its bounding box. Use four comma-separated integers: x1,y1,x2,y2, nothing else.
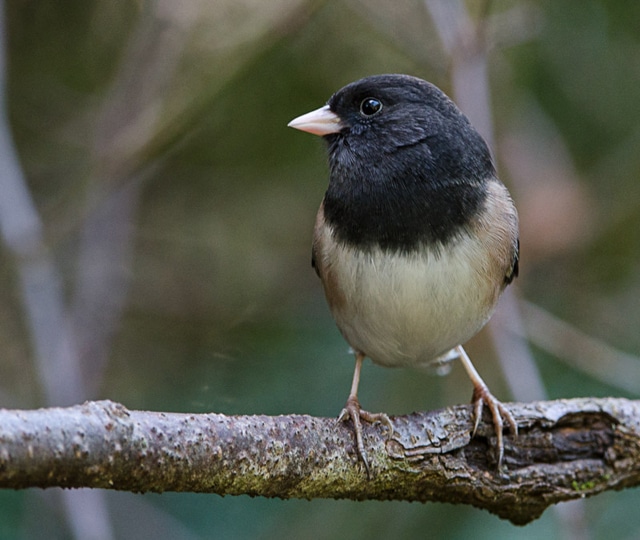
360,97,383,117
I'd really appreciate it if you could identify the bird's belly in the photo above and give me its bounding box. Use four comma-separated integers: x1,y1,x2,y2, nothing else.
321,239,501,368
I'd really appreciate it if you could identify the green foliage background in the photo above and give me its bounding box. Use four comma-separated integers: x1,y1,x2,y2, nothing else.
1,0,639,538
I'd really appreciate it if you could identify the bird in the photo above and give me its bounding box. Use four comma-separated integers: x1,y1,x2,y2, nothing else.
287,74,519,474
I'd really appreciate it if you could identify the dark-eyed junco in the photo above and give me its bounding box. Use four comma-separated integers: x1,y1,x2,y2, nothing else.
288,74,519,473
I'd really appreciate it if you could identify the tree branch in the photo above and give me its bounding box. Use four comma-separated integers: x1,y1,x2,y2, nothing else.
1,398,638,525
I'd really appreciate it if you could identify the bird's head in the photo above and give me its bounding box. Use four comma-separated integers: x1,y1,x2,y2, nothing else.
288,74,493,185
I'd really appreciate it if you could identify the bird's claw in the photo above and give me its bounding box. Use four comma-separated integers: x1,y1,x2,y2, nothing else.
471,383,518,467
338,396,393,477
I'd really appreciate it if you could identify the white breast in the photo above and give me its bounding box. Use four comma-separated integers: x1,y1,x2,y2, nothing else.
317,232,501,367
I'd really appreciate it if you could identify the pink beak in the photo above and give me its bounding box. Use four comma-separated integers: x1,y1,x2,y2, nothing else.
287,105,344,136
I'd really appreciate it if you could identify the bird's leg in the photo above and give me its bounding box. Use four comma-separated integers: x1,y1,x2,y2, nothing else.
455,345,518,467
338,351,394,476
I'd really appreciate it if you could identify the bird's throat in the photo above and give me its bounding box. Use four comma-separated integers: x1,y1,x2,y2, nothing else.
322,172,487,254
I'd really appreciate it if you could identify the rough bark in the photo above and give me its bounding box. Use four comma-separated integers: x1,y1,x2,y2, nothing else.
0,398,638,525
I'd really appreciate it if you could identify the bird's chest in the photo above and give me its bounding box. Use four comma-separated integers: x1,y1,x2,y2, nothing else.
315,226,500,367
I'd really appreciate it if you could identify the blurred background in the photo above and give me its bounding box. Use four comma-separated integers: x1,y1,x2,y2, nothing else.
0,0,639,538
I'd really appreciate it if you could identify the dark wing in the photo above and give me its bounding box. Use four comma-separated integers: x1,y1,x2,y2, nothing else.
504,238,519,285
311,201,326,279
311,248,320,277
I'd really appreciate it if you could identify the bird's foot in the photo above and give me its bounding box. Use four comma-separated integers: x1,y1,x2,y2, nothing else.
471,382,518,467
338,396,394,477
